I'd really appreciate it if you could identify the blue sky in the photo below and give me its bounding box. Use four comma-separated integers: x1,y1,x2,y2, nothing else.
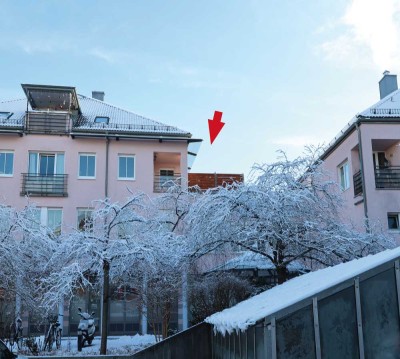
0,0,398,176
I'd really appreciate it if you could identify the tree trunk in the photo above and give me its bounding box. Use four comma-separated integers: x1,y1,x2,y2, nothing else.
276,265,288,284
162,301,171,339
100,260,110,355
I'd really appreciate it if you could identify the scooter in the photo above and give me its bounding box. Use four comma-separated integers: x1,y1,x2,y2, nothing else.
77,308,95,352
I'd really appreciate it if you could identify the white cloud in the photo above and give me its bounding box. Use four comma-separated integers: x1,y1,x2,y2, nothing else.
319,0,400,71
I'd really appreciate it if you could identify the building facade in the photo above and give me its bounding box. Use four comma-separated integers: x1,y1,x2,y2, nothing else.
0,84,201,336
321,72,400,238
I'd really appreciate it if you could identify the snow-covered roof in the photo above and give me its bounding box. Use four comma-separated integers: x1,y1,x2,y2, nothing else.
205,247,400,335
209,251,306,272
0,94,192,138
359,88,400,117
322,88,400,158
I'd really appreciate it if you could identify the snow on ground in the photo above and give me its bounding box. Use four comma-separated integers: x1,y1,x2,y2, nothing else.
15,335,156,357
206,247,400,335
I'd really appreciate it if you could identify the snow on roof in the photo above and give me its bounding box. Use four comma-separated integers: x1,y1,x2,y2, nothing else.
0,95,191,137
359,88,400,117
205,247,400,335
74,95,191,136
209,251,306,272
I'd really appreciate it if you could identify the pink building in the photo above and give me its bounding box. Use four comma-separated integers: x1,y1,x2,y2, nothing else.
0,84,201,336
322,72,400,237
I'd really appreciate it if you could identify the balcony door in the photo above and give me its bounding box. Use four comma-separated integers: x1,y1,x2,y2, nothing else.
373,152,388,169
29,152,64,175
39,154,55,175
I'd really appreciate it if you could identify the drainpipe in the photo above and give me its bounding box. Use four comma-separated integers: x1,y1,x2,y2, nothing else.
356,122,369,232
105,137,110,198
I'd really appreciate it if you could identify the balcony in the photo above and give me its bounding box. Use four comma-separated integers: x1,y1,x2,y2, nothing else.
353,170,363,196
153,174,181,193
25,111,71,135
375,167,400,189
21,173,68,197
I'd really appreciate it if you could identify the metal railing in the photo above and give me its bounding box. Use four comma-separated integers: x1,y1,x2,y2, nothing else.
353,170,363,196
25,111,71,134
154,174,181,193
21,173,68,197
375,166,400,189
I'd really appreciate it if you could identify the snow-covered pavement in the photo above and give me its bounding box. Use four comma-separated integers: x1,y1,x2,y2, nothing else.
16,335,156,356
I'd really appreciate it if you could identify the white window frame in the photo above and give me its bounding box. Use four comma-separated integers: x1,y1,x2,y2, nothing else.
47,208,63,236
338,161,350,191
118,155,135,181
0,151,14,177
388,213,400,231
78,153,96,179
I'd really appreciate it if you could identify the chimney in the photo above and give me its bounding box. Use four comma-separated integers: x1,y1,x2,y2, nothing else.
92,91,105,101
379,71,398,99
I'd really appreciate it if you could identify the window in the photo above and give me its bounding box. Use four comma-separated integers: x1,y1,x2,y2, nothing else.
79,154,96,178
118,155,135,180
0,152,13,176
94,116,109,124
339,161,350,191
28,152,64,175
388,213,399,230
48,209,62,236
77,209,93,231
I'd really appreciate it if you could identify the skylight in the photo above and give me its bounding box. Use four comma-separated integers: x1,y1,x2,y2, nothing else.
0,112,13,120
94,116,109,124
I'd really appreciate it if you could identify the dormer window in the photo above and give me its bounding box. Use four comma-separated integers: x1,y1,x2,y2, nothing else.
94,116,109,124
0,112,13,120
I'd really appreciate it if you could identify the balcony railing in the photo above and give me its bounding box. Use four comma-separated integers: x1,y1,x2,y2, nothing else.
353,170,363,196
25,111,71,134
375,167,400,189
21,173,68,197
154,174,181,193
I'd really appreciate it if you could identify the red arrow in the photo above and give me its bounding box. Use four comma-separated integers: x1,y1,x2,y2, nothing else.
208,111,225,144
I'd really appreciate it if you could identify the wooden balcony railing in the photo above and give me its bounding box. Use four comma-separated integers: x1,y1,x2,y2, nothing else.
21,173,68,197
25,111,71,134
375,167,400,189
353,170,363,196
154,174,181,193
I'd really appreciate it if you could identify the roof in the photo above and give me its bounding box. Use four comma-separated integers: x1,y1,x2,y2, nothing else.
321,88,400,159
205,247,400,334
208,251,306,272
0,89,193,138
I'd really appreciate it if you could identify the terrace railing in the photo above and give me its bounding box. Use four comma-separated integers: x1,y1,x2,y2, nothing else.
21,173,68,197
374,166,400,189
154,174,181,193
25,111,71,134
353,170,363,196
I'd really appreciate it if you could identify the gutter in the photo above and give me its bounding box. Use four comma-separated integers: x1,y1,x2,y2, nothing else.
355,122,369,231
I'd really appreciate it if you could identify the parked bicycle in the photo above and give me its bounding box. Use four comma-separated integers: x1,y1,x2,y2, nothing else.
42,318,62,352
8,318,23,350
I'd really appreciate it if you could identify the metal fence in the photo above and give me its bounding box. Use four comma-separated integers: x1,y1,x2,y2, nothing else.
212,258,400,358
353,170,362,196
375,166,400,189
21,173,68,197
132,322,212,359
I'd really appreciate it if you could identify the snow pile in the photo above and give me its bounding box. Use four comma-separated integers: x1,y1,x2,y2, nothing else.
206,247,400,335
211,251,306,272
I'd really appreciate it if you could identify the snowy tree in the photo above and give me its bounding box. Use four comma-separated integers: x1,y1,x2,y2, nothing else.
43,194,154,354
127,185,197,340
188,151,393,284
